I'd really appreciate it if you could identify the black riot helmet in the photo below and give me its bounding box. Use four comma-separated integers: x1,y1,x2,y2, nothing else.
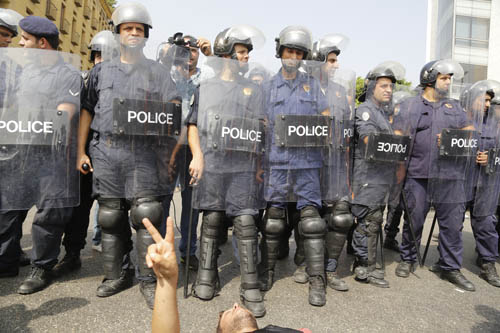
358,61,406,102
420,59,464,87
460,80,500,112
88,30,118,62
214,28,252,57
311,34,349,62
213,25,265,59
111,2,152,38
275,25,312,59
0,8,23,37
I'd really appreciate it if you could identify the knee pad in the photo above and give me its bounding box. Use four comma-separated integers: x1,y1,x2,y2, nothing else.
329,201,354,232
299,206,326,239
233,215,256,240
98,198,128,233
202,211,224,239
130,197,163,229
264,207,286,237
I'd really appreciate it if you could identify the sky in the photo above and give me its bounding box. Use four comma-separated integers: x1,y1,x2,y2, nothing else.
116,0,428,84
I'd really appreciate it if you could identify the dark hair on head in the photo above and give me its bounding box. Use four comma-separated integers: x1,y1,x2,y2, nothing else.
215,308,258,333
35,34,59,50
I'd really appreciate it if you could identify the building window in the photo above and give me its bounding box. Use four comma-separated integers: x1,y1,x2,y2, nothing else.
452,63,488,95
455,15,489,48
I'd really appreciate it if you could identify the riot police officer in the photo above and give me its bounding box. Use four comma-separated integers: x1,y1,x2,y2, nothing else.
78,2,183,308
351,61,407,288
383,90,413,252
0,16,81,292
187,25,267,317
311,34,354,292
395,60,476,292
54,30,119,278
0,9,22,48
0,8,25,278
260,26,329,306
460,80,500,287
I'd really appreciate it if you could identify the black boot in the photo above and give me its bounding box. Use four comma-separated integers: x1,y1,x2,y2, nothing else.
140,280,156,309
193,211,222,300
52,251,82,277
293,264,308,284
326,271,348,291
440,269,475,291
478,260,500,288
18,266,52,294
366,265,390,288
259,207,286,292
96,268,134,297
234,215,266,317
308,275,326,307
240,288,266,318
395,261,416,278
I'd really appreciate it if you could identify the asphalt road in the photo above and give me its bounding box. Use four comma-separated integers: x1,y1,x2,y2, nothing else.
1,194,500,332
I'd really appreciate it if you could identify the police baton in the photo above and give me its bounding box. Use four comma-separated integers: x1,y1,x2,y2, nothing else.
401,190,423,267
378,224,385,270
422,213,437,266
183,203,194,299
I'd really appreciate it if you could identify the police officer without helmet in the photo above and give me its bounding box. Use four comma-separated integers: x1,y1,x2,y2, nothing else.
0,15,81,294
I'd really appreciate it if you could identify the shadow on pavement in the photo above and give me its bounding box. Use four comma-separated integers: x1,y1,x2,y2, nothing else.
471,305,500,332
0,297,89,332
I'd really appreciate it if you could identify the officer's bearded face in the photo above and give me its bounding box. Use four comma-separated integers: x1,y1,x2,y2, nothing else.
281,47,303,73
119,23,146,49
435,74,451,97
0,26,14,48
373,77,393,104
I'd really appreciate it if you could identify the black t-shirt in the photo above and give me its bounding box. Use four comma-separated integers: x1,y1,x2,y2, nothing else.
254,325,302,332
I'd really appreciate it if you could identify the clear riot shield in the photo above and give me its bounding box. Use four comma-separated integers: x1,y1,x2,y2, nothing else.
93,35,188,199
469,80,500,216
0,48,81,210
321,68,356,203
351,61,410,208
263,59,332,205
426,60,478,204
192,57,266,214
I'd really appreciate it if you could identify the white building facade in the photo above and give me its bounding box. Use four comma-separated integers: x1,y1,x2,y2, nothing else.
427,0,500,96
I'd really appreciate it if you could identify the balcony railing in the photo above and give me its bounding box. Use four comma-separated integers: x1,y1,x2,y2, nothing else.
91,18,98,30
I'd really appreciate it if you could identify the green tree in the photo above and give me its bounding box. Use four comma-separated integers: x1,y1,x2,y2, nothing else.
106,0,117,8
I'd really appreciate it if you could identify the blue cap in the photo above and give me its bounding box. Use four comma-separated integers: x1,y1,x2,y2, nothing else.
19,16,59,37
